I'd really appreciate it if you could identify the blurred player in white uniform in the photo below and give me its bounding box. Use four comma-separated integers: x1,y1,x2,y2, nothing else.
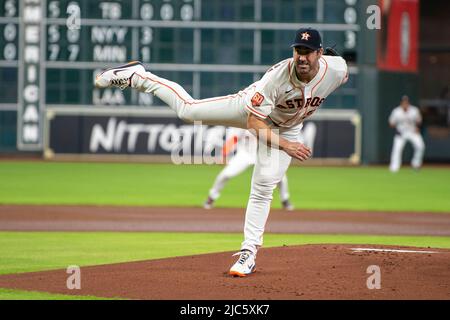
204,123,317,210
389,95,425,172
96,28,348,277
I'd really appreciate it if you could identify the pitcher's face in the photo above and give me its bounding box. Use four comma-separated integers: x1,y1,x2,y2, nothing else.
293,47,322,77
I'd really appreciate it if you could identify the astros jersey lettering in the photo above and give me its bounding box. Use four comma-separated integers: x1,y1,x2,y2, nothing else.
244,55,348,127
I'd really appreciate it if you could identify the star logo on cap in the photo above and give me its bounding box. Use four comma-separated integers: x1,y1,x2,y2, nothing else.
301,32,311,40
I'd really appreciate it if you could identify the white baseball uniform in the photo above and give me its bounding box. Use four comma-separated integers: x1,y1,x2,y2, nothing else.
208,123,317,203
389,105,425,172
131,55,348,254
208,128,291,203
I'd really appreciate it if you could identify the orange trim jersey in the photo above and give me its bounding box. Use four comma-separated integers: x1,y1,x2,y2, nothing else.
243,55,348,128
102,54,349,261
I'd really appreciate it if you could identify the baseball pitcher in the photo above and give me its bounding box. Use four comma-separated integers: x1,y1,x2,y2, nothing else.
95,28,348,277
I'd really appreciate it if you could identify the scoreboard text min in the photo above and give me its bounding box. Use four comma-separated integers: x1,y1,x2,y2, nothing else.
0,0,359,150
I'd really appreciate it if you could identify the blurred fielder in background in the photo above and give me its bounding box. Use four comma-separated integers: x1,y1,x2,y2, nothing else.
389,95,425,172
204,123,317,211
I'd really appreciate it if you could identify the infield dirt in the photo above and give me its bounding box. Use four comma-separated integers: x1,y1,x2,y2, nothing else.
0,205,449,299
0,244,449,299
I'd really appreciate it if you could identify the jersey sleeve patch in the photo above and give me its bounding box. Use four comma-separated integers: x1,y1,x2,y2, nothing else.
251,92,265,107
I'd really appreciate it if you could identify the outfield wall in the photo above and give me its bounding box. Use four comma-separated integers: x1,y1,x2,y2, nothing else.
43,107,361,165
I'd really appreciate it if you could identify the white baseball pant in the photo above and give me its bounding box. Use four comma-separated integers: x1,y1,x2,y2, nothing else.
132,71,300,254
208,149,291,203
241,128,300,254
389,132,425,172
299,122,317,152
132,71,249,128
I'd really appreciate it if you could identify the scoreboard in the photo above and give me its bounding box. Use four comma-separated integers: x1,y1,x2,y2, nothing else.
0,0,360,152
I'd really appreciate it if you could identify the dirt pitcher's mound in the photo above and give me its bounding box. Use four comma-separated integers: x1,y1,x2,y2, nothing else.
0,244,449,300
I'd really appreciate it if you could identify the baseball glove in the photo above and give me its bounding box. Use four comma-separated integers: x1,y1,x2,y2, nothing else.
324,46,340,56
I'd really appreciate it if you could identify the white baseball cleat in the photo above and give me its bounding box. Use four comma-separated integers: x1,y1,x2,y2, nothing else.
282,200,294,211
95,61,145,90
203,197,214,210
229,250,256,277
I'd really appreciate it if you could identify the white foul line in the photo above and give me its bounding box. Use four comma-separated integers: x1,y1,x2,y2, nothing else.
350,248,439,254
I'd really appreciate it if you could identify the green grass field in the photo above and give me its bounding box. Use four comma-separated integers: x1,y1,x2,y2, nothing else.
1,162,449,212
0,161,449,299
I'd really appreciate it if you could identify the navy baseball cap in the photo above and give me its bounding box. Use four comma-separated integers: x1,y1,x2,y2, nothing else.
291,28,322,50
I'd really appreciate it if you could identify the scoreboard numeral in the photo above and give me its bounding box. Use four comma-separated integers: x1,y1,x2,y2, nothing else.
344,7,357,24
140,3,154,20
141,47,151,62
48,25,60,43
180,4,194,21
141,27,153,45
160,3,174,21
48,44,60,60
4,0,17,17
68,44,79,61
345,31,356,49
4,43,16,60
4,23,17,42
48,1,60,18
67,29,80,43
